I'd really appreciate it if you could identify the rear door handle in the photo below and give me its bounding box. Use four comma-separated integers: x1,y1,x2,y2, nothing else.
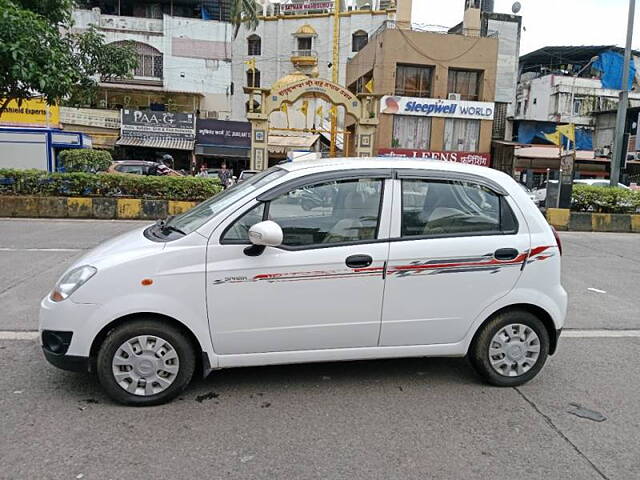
346,254,373,268
494,248,519,261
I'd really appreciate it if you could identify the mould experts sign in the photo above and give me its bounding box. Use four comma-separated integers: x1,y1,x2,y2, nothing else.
381,96,495,120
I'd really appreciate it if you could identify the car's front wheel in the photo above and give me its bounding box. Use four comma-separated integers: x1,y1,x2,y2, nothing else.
96,319,196,406
469,310,550,387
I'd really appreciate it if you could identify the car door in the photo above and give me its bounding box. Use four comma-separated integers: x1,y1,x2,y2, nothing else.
380,172,530,347
206,171,393,355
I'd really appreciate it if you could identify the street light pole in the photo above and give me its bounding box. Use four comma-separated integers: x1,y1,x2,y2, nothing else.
611,0,636,186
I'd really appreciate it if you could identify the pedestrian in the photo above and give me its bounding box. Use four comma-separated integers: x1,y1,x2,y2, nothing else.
196,164,209,178
218,162,232,188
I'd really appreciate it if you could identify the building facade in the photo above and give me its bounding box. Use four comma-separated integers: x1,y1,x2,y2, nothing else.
346,21,498,164
231,0,413,121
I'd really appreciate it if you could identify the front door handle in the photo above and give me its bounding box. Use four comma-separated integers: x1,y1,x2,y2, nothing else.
494,248,519,261
346,254,373,269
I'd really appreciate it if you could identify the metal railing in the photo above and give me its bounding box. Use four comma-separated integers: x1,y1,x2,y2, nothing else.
291,49,318,58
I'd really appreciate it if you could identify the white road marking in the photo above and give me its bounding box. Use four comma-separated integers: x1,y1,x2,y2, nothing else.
0,331,39,340
562,330,640,338
587,288,607,294
1,330,640,341
0,248,82,253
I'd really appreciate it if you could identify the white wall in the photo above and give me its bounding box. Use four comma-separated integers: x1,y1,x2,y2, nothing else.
517,74,640,126
73,9,233,116
230,11,392,121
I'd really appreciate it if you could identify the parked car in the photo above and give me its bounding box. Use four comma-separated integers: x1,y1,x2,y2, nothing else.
237,170,259,183
108,160,183,176
534,179,629,207
40,158,567,405
518,183,538,204
573,179,630,189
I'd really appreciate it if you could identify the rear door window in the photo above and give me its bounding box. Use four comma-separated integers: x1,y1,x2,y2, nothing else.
401,179,517,237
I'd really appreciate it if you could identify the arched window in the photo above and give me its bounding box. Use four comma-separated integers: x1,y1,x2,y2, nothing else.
352,30,368,52
246,68,261,88
248,35,262,56
111,41,163,79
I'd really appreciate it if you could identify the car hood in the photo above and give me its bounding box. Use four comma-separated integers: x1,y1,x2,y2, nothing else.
68,225,164,272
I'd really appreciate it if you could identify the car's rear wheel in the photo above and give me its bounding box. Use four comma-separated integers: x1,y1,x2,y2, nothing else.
96,319,196,406
469,310,549,387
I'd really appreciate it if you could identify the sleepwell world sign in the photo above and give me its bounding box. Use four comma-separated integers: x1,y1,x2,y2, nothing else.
381,96,495,120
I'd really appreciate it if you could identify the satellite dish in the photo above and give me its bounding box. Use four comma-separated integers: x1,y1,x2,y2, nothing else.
512,1,522,13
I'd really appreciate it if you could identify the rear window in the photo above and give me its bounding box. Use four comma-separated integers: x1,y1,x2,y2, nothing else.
401,179,518,237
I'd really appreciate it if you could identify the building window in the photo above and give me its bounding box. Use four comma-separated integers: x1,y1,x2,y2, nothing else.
444,119,481,151
246,100,261,113
248,35,261,56
352,30,368,52
297,36,313,52
110,41,163,80
447,69,481,101
246,69,261,88
392,116,432,150
395,64,434,98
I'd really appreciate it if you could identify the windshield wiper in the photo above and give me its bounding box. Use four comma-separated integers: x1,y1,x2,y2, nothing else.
155,216,186,236
161,224,187,236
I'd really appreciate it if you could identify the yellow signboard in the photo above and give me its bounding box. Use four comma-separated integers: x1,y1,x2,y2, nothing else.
0,98,60,127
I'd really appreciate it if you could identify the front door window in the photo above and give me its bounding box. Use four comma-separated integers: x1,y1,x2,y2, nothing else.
267,178,383,247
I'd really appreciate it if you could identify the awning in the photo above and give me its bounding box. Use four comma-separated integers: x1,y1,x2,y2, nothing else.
268,134,320,154
116,136,195,151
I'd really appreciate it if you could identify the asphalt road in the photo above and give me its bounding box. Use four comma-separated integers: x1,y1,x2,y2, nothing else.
1,219,639,479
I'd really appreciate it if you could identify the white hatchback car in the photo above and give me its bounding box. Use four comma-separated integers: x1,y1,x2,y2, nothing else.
40,158,567,405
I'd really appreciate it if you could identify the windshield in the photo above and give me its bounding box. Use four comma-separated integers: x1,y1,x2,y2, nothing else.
167,167,288,234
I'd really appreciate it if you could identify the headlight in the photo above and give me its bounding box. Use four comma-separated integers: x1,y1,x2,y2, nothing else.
50,265,97,302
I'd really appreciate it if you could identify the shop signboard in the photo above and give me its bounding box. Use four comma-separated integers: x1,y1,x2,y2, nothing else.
0,98,60,127
196,119,251,147
121,109,195,139
380,96,495,121
282,1,334,12
60,107,120,130
378,148,491,167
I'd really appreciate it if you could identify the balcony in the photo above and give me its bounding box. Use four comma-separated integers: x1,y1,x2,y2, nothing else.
290,50,318,66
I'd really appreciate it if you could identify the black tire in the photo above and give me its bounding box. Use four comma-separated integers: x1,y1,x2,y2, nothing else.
469,310,549,387
96,319,196,406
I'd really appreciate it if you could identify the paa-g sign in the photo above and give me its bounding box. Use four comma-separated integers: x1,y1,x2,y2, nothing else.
381,96,495,121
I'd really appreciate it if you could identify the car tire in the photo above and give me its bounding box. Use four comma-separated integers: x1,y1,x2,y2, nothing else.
469,310,549,387
96,319,196,406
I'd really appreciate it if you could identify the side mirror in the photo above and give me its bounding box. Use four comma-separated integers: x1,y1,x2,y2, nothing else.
248,221,283,247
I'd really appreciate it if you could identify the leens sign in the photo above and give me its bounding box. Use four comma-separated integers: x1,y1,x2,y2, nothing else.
381,96,495,121
378,148,491,167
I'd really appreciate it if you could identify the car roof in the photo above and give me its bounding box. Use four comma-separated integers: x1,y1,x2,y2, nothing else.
113,160,156,165
278,157,507,181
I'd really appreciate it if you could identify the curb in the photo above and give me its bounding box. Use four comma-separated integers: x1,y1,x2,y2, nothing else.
0,196,198,220
547,208,640,233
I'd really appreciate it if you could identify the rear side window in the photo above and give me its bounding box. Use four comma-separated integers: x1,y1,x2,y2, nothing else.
401,179,517,237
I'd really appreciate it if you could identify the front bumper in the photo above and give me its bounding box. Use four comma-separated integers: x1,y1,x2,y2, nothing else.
42,347,90,373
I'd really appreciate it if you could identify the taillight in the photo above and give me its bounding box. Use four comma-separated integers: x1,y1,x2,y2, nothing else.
551,226,562,255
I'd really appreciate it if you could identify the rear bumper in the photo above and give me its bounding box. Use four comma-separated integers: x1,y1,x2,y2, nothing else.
550,328,562,355
42,348,90,373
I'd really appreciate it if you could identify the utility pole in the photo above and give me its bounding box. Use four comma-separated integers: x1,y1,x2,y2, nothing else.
611,0,635,186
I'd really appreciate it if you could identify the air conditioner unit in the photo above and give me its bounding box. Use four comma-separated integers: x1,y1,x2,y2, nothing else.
448,93,462,101
206,111,219,119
